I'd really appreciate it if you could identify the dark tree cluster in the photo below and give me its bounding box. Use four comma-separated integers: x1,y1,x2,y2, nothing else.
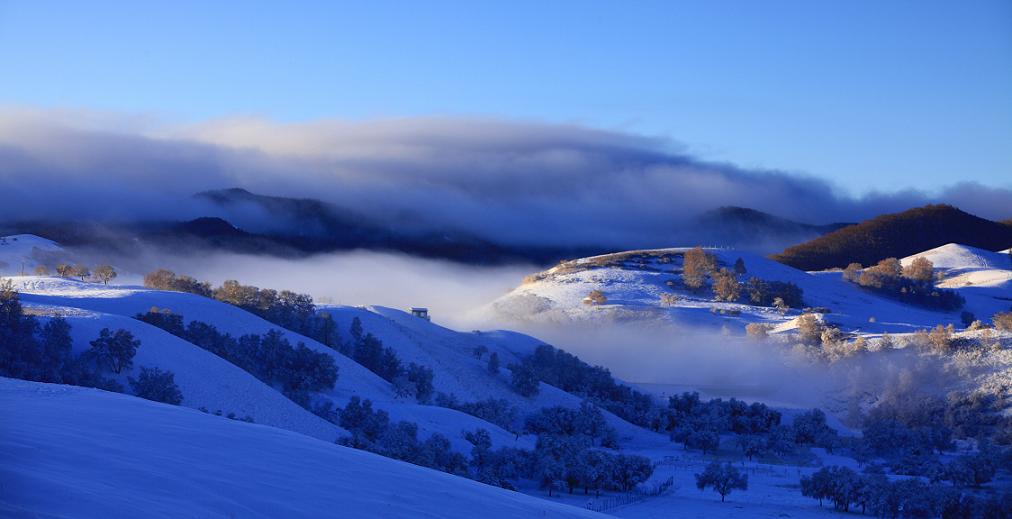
663,391,790,456
854,388,1012,478
463,428,530,490
744,277,804,309
129,366,183,405
347,317,434,403
435,394,518,433
136,310,336,407
509,344,655,427
843,258,964,311
525,402,618,448
338,396,468,475
534,433,653,497
1,282,184,403
801,465,1011,518
142,270,340,348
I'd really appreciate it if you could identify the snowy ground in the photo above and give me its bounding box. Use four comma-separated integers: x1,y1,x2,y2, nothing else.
2,235,1010,517
478,244,1012,336
0,378,606,519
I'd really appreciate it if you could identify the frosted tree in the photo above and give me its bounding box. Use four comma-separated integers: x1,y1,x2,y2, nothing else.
72,264,90,282
682,246,716,291
902,257,934,283
711,268,741,301
93,265,117,285
695,462,747,502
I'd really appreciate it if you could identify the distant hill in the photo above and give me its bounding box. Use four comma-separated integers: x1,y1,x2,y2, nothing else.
770,205,1012,271
693,206,850,250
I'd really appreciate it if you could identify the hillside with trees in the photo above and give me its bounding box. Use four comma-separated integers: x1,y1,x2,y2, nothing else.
771,205,1012,271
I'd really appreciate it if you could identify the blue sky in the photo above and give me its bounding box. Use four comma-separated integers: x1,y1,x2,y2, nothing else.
1,0,1009,194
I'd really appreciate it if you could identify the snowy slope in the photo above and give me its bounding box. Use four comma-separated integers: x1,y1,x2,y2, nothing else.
7,264,660,451
0,378,606,519
0,234,70,275
325,304,661,443
7,276,533,451
479,246,1012,336
901,244,1012,323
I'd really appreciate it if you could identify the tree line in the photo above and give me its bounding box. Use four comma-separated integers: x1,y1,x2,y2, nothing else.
136,309,335,407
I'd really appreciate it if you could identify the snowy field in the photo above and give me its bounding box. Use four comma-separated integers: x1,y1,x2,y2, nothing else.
0,378,605,519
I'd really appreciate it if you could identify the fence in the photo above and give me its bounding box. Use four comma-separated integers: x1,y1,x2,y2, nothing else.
585,477,675,513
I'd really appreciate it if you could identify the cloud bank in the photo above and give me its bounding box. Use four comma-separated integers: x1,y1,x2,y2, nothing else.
1,108,1010,250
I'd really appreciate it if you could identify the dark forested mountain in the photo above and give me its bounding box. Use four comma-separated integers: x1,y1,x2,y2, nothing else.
770,205,1012,271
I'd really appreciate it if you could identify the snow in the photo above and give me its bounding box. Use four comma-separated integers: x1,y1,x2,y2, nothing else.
479,245,1012,336
4,235,1010,517
4,258,657,453
0,234,68,275
0,378,606,519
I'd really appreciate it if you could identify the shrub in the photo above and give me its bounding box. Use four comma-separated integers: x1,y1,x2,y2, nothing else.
129,366,183,405
993,311,1012,331
659,293,679,306
745,323,771,340
842,262,862,282
902,257,934,282
584,290,607,305
796,314,823,345
926,324,954,354
850,258,963,310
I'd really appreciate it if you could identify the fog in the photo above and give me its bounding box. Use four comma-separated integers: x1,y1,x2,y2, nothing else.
111,248,535,329
3,108,1011,252
70,242,955,413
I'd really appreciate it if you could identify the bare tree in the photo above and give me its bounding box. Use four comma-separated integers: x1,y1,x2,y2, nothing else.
33,265,49,276
94,265,117,285
55,263,72,278
71,264,91,282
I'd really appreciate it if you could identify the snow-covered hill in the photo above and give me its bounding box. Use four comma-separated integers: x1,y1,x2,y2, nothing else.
0,378,606,519
0,234,69,275
3,233,662,452
479,245,1012,336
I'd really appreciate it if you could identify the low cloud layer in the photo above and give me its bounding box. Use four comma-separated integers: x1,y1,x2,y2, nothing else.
1,108,1010,250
